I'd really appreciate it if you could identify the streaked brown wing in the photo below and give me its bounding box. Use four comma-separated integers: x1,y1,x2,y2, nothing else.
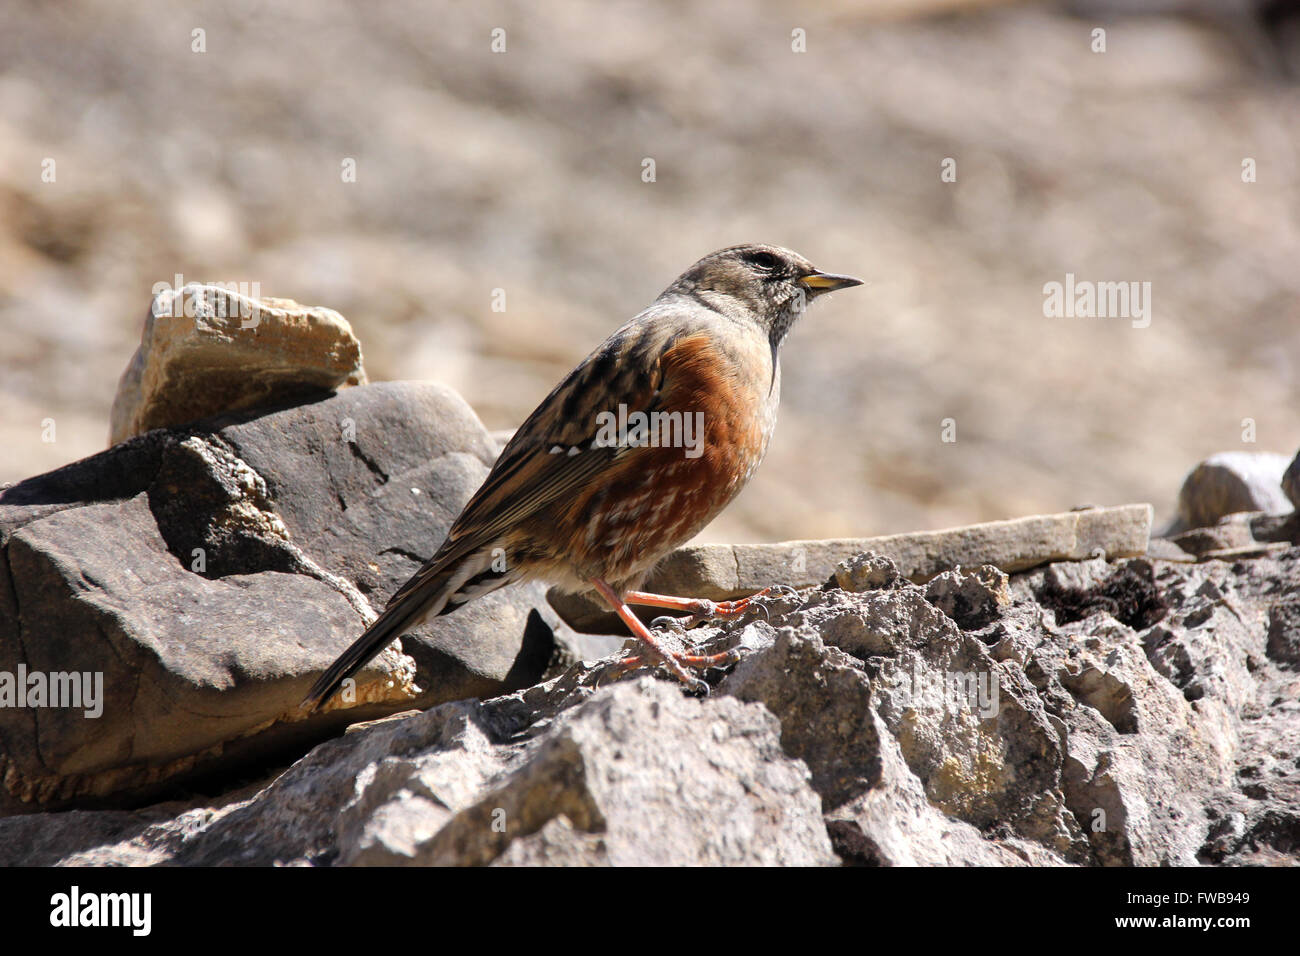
382,316,675,611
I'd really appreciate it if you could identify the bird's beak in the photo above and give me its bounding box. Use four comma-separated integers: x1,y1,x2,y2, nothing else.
799,271,864,296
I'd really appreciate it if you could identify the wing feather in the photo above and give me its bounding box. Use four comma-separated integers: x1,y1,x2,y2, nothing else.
383,316,679,610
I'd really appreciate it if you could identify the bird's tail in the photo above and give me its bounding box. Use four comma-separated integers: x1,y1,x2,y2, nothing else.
301,545,507,712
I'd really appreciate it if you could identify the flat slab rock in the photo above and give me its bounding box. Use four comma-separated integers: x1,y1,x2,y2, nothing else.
0,382,570,813
552,503,1153,631
4,545,1295,867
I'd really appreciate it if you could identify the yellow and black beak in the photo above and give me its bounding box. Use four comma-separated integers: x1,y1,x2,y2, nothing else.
799,270,864,297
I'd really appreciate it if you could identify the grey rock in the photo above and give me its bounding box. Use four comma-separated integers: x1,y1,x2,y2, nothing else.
3,542,1298,866
0,681,835,867
825,705,1070,867
1145,537,1197,563
704,551,1295,866
404,681,835,866
1266,600,1300,665
1164,510,1297,562
1168,512,1259,556
833,551,905,593
924,564,1011,631
1174,451,1292,533
1250,510,1300,544
0,382,566,812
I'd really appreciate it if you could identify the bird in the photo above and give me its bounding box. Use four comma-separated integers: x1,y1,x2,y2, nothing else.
302,243,862,710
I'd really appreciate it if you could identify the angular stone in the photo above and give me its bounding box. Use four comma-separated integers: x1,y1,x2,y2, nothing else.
405,682,835,866
0,681,836,867
109,284,366,446
833,551,905,593
717,604,1080,863
1266,600,1300,665
0,382,564,812
924,564,1011,631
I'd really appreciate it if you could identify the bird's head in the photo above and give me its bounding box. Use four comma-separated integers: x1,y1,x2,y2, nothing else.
665,243,862,348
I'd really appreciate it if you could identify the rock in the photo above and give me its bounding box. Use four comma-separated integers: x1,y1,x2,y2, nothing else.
109,284,367,446
400,681,835,866
0,382,567,813
1168,513,1258,557
720,597,1083,862
2,544,1298,866
924,564,1011,631
1144,537,1197,563
1284,450,1300,509
833,551,905,593
1251,511,1300,544
1160,510,1299,563
1174,451,1292,533
1032,558,1168,632
1266,600,1300,664
686,550,1293,866
551,503,1153,631
0,681,835,866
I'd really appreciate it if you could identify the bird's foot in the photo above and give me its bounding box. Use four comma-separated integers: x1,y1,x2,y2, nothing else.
589,576,745,695
680,584,801,627
625,583,800,629
608,641,742,695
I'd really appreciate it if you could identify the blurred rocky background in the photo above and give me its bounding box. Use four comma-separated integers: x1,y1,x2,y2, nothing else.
2,0,1299,542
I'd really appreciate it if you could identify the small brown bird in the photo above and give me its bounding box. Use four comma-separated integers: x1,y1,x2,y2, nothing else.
303,244,861,709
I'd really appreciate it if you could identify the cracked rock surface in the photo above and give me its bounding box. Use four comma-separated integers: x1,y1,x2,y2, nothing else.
3,545,1296,866
0,382,571,813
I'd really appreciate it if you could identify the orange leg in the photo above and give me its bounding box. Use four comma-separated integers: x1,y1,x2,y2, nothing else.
589,578,738,692
623,584,795,628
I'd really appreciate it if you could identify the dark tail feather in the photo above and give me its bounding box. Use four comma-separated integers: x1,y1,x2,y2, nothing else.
300,566,457,712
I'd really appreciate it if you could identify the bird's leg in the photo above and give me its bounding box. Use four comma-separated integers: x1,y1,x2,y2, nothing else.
623,584,797,628
589,578,736,692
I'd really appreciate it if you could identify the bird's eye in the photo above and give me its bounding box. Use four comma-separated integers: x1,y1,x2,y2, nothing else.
745,251,782,273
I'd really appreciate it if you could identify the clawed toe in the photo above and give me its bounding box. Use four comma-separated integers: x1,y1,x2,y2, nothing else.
702,584,801,622
651,614,689,633
606,641,740,692
748,583,799,603
622,584,803,629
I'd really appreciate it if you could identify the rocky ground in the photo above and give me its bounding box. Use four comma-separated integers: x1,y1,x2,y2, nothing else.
1,540,1297,866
